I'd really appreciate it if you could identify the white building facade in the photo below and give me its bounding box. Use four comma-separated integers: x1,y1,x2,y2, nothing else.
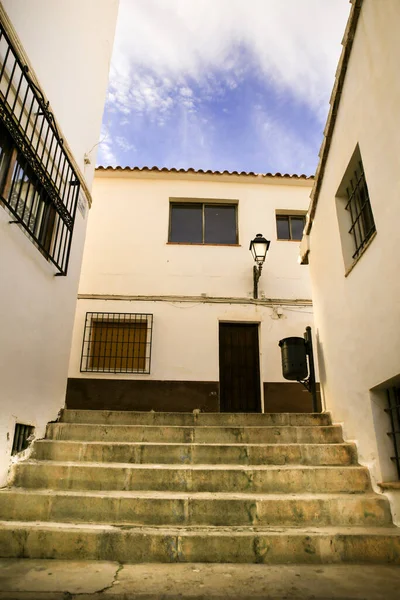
0,0,119,484
301,0,400,513
68,167,318,414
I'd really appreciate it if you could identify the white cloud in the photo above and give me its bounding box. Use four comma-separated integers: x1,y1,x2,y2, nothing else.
109,0,350,121
252,104,320,174
115,136,136,153
96,125,118,167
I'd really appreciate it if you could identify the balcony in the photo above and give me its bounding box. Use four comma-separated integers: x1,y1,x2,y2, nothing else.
0,21,80,275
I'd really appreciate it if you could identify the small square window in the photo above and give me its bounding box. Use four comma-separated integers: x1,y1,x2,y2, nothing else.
276,214,306,240
169,202,238,245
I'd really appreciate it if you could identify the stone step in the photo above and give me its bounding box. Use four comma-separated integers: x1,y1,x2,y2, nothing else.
0,521,399,563
46,423,344,444
32,440,358,466
8,462,371,493
60,410,332,427
0,489,391,527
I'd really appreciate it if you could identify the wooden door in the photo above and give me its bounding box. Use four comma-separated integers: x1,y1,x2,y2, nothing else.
219,323,261,412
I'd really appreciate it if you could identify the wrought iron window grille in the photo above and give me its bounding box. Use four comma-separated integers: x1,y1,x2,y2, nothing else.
12,423,34,455
386,387,400,480
80,312,154,374
0,21,80,275
345,160,376,260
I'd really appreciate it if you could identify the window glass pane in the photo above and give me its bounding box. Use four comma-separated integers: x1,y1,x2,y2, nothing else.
276,216,290,239
169,204,202,243
290,217,305,241
204,205,237,244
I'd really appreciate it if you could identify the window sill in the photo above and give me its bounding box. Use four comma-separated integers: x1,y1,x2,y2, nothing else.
378,481,400,491
167,242,241,247
276,238,302,243
345,230,377,278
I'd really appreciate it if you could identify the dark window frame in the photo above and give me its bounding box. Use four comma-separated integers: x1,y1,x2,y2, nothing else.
168,201,239,245
276,214,306,241
0,125,56,256
345,159,376,260
80,312,154,375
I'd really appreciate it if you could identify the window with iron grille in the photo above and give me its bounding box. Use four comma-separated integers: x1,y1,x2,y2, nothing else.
12,423,34,455
336,147,376,272
386,387,400,481
344,159,375,260
276,214,306,241
80,313,153,374
169,202,238,244
0,23,80,275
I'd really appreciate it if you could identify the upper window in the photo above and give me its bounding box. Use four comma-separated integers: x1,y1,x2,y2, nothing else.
0,125,56,257
169,202,238,245
276,214,306,241
336,146,376,272
0,22,81,275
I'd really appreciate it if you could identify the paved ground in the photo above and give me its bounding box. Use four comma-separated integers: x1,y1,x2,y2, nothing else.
1,560,400,599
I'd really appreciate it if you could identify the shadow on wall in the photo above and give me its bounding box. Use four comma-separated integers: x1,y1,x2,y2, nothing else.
370,381,400,484
315,328,327,413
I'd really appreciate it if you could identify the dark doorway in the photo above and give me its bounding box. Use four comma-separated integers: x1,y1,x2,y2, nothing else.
219,323,261,412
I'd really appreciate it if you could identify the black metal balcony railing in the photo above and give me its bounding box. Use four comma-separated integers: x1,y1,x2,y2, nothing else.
0,21,80,275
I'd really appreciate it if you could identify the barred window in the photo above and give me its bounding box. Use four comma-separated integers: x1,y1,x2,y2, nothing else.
80,313,153,374
345,159,376,260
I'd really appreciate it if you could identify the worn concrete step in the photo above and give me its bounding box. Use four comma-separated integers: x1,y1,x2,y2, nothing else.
8,462,371,493
0,489,391,527
60,410,332,427
46,423,344,444
0,521,399,563
32,440,358,466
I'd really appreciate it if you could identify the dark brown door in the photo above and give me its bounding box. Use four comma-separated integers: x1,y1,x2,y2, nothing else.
219,323,261,412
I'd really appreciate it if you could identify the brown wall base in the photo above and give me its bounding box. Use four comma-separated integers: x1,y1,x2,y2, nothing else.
263,382,322,413
66,379,220,412
66,379,321,413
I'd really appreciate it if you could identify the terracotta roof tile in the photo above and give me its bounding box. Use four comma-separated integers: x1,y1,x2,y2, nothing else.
95,165,314,180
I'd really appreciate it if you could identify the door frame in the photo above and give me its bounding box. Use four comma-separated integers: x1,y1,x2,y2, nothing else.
218,320,264,413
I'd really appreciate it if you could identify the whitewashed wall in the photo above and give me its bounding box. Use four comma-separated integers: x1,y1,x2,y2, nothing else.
1,0,119,189
307,0,400,487
69,171,315,391
79,171,313,301
0,1,119,485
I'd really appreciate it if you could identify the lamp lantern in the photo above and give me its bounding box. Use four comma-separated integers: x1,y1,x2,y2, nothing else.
249,233,270,299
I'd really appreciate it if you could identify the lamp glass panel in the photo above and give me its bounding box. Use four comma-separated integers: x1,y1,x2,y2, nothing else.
253,241,268,260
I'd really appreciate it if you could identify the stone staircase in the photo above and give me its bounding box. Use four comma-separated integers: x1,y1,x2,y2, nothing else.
0,409,399,563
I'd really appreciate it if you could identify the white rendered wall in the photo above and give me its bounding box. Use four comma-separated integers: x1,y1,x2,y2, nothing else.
79,172,313,301
70,298,313,395
69,172,315,387
1,0,119,188
0,1,119,485
307,0,400,486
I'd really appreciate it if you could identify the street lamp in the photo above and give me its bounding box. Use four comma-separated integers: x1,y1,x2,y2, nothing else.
249,233,270,299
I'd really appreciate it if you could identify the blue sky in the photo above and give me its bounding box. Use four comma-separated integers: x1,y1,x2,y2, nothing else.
97,0,350,176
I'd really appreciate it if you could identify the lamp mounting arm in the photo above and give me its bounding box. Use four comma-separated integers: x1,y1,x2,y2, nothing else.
253,264,263,299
